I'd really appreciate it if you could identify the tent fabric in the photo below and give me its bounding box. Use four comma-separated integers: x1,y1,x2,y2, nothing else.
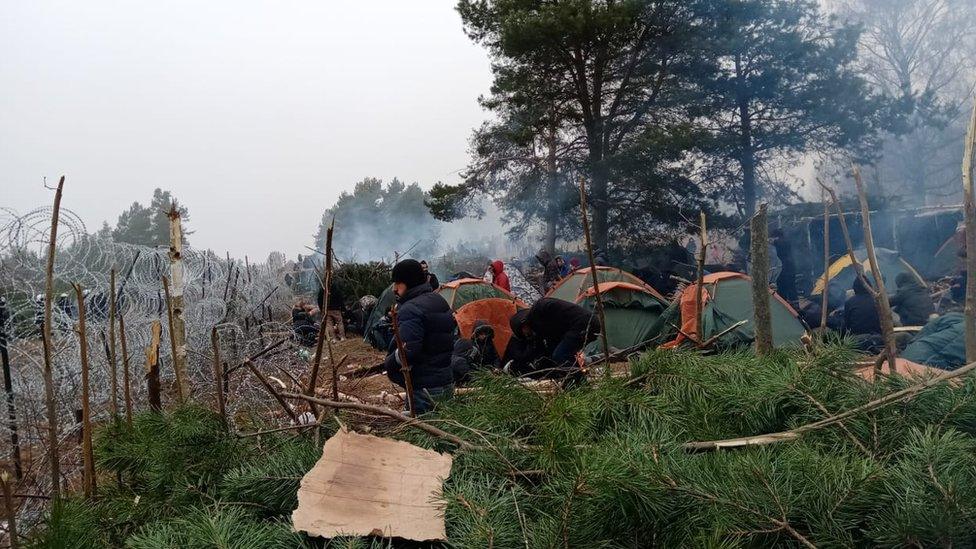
546,266,666,303
660,272,806,350
483,265,541,305
436,278,523,311
575,282,667,354
363,284,396,350
454,298,525,357
902,313,967,371
812,248,925,295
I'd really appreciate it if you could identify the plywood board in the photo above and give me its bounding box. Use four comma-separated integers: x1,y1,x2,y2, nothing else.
292,428,452,541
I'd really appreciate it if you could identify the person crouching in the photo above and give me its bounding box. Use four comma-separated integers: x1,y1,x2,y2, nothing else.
385,259,457,413
504,298,600,378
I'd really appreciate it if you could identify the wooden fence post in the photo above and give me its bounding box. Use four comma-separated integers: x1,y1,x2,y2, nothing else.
579,177,611,363
962,102,976,362
72,283,96,499
145,321,162,412
41,175,64,499
211,327,226,425
0,299,22,480
108,268,119,419
119,311,133,427
750,204,773,355
167,206,190,401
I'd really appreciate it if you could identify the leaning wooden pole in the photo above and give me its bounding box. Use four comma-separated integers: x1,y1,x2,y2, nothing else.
118,311,133,427
852,164,898,373
167,206,189,401
750,204,773,355
72,284,96,499
306,217,336,415
695,212,708,343
211,327,226,425
107,268,120,419
821,195,831,329
390,305,417,418
324,223,339,402
962,102,976,362
0,299,22,480
579,177,611,363
41,175,64,499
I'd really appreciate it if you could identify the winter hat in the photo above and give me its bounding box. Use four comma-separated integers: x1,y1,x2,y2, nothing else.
392,259,427,289
509,309,530,335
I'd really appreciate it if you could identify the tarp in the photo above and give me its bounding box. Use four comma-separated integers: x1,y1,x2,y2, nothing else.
363,284,396,350
292,429,452,541
575,282,667,354
812,248,925,295
454,298,525,357
436,278,523,311
483,265,541,305
661,272,806,350
902,312,967,371
547,266,666,303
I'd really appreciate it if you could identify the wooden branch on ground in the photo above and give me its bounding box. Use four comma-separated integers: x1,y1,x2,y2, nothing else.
683,358,976,451
281,392,478,451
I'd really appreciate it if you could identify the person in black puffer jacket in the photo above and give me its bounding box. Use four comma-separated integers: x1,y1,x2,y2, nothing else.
890,272,934,327
505,298,600,378
843,276,883,353
384,259,457,413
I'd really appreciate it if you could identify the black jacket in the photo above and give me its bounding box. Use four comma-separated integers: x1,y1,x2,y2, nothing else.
426,272,440,291
384,283,456,390
513,298,599,355
317,283,345,312
843,283,881,336
890,279,933,326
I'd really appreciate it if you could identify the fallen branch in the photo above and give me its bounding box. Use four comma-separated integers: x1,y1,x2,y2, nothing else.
281,392,478,451
683,359,976,451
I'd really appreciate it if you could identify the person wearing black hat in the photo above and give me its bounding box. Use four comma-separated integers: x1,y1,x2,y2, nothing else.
384,259,457,413
504,297,599,377
419,260,440,291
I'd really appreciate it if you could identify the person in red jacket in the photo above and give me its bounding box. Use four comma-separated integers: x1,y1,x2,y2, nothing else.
490,260,511,292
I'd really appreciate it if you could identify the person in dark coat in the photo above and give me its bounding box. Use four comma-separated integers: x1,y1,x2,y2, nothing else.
291,300,317,346
384,260,457,413
420,260,440,291
317,281,346,341
535,250,562,293
890,272,934,326
451,320,501,384
843,276,883,352
505,298,600,377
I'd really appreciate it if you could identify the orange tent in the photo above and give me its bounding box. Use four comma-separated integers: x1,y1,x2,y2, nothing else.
453,298,525,357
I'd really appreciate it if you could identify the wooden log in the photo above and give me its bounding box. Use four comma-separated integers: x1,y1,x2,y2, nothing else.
211,327,226,425
107,268,119,419
852,164,897,373
118,310,133,427
307,218,337,415
962,102,976,362
41,175,64,499
72,283,96,499
166,206,189,401
749,204,773,354
579,177,611,363
145,321,162,412
0,298,22,480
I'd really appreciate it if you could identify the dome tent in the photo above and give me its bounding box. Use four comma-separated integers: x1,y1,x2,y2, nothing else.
546,266,666,303
812,248,924,297
661,272,806,350
454,298,526,357
436,278,523,311
575,281,668,355
362,284,396,350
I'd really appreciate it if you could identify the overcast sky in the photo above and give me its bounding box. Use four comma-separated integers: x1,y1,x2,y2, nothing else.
1,1,492,259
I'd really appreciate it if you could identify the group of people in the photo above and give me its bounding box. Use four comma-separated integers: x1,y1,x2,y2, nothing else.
535,250,583,293
383,259,599,413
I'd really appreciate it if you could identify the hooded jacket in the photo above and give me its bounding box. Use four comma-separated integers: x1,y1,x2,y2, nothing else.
535,250,561,291
510,298,599,353
890,273,933,326
843,277,881,336
490,260,511,292
384,283,457,390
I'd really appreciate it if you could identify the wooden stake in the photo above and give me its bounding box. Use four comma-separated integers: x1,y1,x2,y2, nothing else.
211,327,226,425
852,164,898,373
145,321,162,412
41,175,64,499
72,283,96,499
749,204,773,355
0,470,18,549
0,299,22,480
821,195,830,329
962,102,976,362
166,206,189,401
118,311,133,427
579,177,611,363
107,268,119,419
390,305,417,417
307,218,337,414
695,212,708,344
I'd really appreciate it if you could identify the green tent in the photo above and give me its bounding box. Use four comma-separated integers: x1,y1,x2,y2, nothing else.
577,282,668,355
547,267,665,303
436,278,521,311
902,313,966,371
363,284,396,350
660,272,806,350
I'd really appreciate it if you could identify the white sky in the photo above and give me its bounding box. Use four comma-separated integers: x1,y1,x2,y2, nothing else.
1,1,492,259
